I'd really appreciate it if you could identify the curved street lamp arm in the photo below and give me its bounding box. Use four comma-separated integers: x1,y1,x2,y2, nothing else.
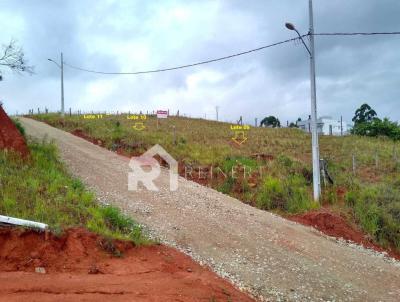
47,58,61,69
294,29,312,56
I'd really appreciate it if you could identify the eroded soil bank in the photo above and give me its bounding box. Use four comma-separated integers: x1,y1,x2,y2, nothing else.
0,227,254,302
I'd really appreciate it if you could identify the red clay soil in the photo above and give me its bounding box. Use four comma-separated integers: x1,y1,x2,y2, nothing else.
0,106,29,156
0,227,254,302
288,208,400,261
71,129,105,147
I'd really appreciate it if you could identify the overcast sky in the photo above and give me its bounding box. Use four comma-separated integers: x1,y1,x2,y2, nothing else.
1,0,399,124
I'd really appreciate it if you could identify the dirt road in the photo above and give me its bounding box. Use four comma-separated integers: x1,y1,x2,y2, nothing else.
20,118,400,301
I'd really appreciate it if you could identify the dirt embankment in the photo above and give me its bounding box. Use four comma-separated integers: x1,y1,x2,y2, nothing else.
0,227,254,301
289,209,400,260
0,106,29,156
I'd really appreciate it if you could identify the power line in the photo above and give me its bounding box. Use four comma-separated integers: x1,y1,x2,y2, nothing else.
63,31,400,75
315,31,400,36
63,35,306,75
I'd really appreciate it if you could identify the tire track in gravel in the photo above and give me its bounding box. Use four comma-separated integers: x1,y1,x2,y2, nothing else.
21,117,400,302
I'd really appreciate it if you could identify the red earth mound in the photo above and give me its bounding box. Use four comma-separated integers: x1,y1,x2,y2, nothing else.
289,209,400,261
0,105,29,156
0,227,254,301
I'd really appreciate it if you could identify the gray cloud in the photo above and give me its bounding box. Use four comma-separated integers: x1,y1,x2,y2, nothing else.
1,0,399,124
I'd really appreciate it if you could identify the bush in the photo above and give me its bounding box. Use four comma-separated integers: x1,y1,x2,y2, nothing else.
256,175,317,214
218,176,235,194
345,184,400,250
352,118,400,141
222,156,258,174
256,176,285,210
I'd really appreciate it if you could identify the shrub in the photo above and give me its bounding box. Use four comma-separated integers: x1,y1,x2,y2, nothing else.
222,156,258,174
345,184,400,250
218,176,235,194
256,175,317,213
256,176,285,210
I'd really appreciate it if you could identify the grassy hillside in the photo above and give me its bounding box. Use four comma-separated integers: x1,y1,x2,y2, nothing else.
32,113,400,251
0,124,149,245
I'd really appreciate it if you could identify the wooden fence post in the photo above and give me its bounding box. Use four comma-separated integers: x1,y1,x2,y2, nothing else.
173,126,177,145
352,154,356,175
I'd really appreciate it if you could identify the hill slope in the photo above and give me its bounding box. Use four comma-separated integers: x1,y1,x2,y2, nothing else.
31,113,400,254
20,117,400,301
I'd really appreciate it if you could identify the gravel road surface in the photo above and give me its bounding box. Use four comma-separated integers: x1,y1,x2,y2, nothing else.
21,118,400,302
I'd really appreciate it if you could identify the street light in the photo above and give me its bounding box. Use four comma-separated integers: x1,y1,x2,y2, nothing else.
285,23,311,56
48,52,64,117
285,0,321,201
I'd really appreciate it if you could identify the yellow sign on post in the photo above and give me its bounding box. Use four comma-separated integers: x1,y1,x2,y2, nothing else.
230,125,249,145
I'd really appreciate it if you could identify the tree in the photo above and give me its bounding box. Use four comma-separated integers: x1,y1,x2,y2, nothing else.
352,117,400,141
352,103,377,125
289,122,298,128
260,116,281,128
0,39,34,80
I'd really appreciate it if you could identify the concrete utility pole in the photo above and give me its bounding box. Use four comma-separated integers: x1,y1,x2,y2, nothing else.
308,0,321,200
285,0,321,201
48,52,65,117
61,52,64,117
340,115,343,136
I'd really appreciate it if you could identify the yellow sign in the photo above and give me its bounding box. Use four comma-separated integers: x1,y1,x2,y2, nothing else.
232,131,247,145
132,122,145,131
230,125,250,130
83,114,103,119
127,114,147,120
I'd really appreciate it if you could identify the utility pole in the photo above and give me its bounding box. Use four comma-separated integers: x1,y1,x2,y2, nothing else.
61,52,65,117
308,0,321,200
48,52,65,117
285,0,321,200
216,106,219,121
340,115,343,136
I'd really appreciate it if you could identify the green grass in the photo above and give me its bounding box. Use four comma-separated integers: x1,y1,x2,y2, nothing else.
31,113,400,251
0,136,149,245
345,181,400,250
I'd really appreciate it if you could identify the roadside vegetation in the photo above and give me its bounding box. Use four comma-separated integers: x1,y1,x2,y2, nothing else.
31,112,400,252
0,122,149,245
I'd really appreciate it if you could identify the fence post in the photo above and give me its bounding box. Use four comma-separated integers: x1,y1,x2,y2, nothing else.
69,108,72,116
352,154,356,175
173,126,177,145
255,118,258,127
